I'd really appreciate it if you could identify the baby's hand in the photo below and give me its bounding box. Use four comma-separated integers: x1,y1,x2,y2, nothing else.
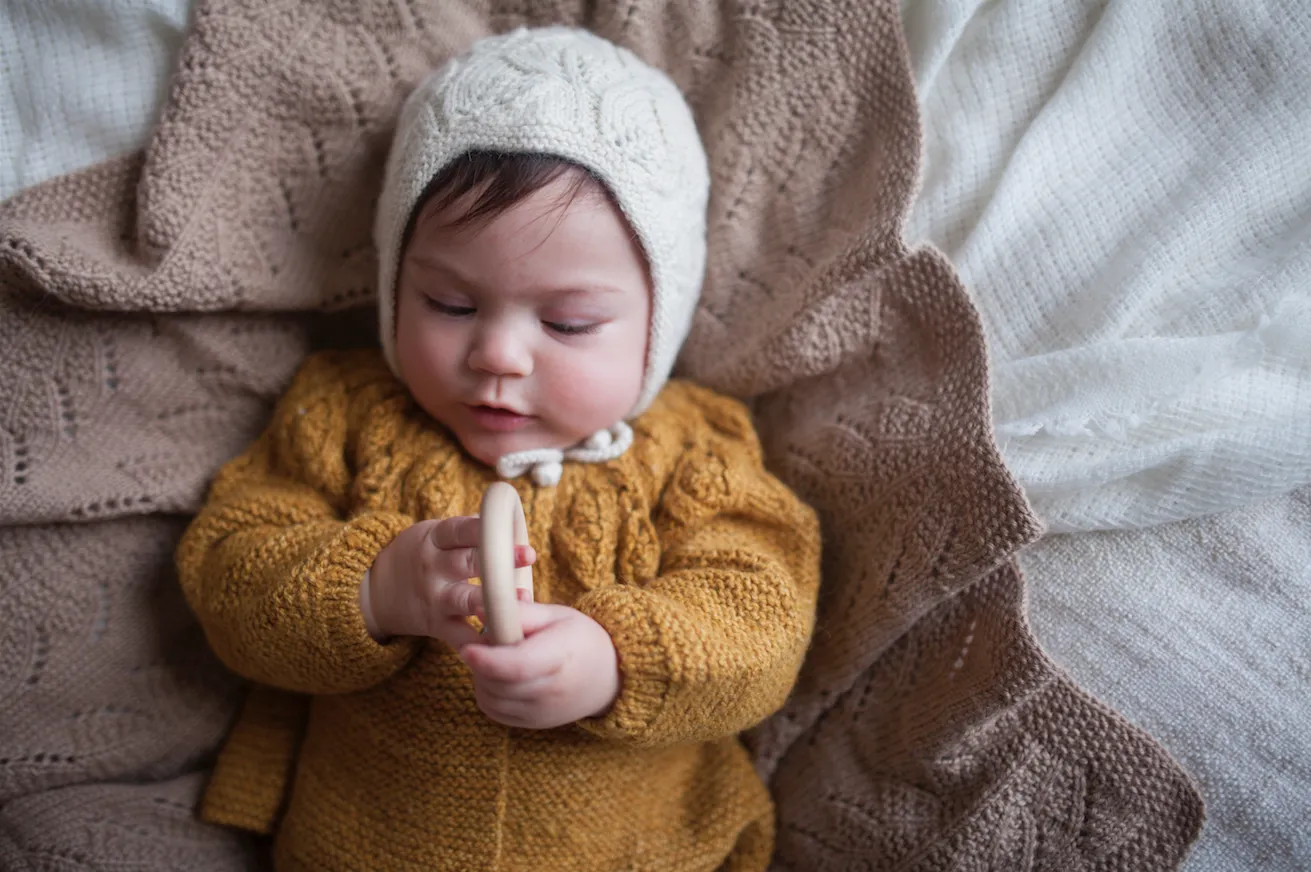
459,604,620,730
361,517,535,650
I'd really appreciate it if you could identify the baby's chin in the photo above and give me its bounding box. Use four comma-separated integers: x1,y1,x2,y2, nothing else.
455,427,581,471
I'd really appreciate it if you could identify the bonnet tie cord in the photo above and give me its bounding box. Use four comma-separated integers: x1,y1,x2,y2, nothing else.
495,421,634,487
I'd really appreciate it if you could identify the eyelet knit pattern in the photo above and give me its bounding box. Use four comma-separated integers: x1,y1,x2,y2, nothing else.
0,0,1203,868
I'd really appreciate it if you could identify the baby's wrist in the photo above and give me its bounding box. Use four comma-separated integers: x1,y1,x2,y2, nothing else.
358,568,388,643
587,633,621,719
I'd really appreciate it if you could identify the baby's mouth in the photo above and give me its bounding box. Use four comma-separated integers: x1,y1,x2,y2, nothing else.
466,404,535,432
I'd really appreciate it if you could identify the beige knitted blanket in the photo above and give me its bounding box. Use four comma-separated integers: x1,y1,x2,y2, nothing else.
0,1,1203,868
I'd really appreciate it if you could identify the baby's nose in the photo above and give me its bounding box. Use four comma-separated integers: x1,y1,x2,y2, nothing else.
468,323,533,376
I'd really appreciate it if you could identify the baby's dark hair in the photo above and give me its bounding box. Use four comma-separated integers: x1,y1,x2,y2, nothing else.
401,150,610,249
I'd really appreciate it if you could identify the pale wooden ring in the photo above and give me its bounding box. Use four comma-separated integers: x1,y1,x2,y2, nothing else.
478,481,533,645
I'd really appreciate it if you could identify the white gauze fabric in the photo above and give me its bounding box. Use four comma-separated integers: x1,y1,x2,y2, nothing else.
1023,486,1311,870
0,0,191,202
901,0,1311,532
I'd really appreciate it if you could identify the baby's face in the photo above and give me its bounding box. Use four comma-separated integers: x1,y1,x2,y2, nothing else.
394,171,651,469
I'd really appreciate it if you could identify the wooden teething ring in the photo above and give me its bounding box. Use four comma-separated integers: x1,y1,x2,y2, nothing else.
478,481,534,645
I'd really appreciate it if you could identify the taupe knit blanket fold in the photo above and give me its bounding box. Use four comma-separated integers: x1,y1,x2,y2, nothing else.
0,1,1204,868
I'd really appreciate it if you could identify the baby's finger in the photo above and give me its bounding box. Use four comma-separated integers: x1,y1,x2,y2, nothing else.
438,616,483,650
459,637,563,685
513,601,577,636
469,540,534,582
473,687,534,729
430,580,484,619
428,545,480,581
473,672,553,702
428,516,480,551
467,598,555,634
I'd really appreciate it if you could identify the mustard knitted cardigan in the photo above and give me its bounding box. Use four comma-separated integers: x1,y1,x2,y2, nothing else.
175,349,822,872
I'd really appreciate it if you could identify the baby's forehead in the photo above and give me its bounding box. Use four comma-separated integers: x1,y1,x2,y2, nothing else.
406,252,628,299
401,182,651,303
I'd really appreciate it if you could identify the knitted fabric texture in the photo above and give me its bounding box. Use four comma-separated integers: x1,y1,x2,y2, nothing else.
0,1,1203,869
175,349,820,871
375,26,709,422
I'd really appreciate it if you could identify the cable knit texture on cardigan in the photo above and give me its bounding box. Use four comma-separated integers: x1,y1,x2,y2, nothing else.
174,349,821,871
0,0,1203,869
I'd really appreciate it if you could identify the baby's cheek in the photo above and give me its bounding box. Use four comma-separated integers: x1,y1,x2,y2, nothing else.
546,345,643,428
397,321,462,400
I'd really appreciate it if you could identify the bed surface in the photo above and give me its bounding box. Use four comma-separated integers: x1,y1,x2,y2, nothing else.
3,0,1308,867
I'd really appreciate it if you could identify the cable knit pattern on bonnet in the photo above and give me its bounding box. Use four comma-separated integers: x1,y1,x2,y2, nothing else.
374,27,711,486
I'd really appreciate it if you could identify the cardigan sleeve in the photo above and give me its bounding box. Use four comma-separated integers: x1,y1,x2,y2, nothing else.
574,397,822,748
175,351,422,695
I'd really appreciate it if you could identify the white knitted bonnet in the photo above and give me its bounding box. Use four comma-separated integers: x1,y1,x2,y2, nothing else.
374,27,710,486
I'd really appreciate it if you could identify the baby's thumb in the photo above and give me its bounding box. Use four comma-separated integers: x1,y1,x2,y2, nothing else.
514,601,572,636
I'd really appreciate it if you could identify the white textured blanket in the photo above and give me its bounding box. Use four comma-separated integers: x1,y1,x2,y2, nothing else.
7,3,1305,869
1024,487,1311,869
903,0,1311,532
0,0,190,200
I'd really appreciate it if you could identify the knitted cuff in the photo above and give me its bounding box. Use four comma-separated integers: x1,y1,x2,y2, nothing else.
573,586,673,744
307,510,422,687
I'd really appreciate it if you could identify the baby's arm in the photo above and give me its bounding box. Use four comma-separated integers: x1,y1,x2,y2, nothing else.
573,428,822,748
175,352,420,695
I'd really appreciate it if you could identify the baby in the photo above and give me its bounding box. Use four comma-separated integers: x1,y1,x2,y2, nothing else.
177,27,820,872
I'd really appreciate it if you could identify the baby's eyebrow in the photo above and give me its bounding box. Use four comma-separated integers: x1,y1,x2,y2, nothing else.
535,285,624,300
407,256,467,280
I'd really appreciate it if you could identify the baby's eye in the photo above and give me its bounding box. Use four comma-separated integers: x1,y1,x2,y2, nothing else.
543,320,602,336
425,297,475,317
